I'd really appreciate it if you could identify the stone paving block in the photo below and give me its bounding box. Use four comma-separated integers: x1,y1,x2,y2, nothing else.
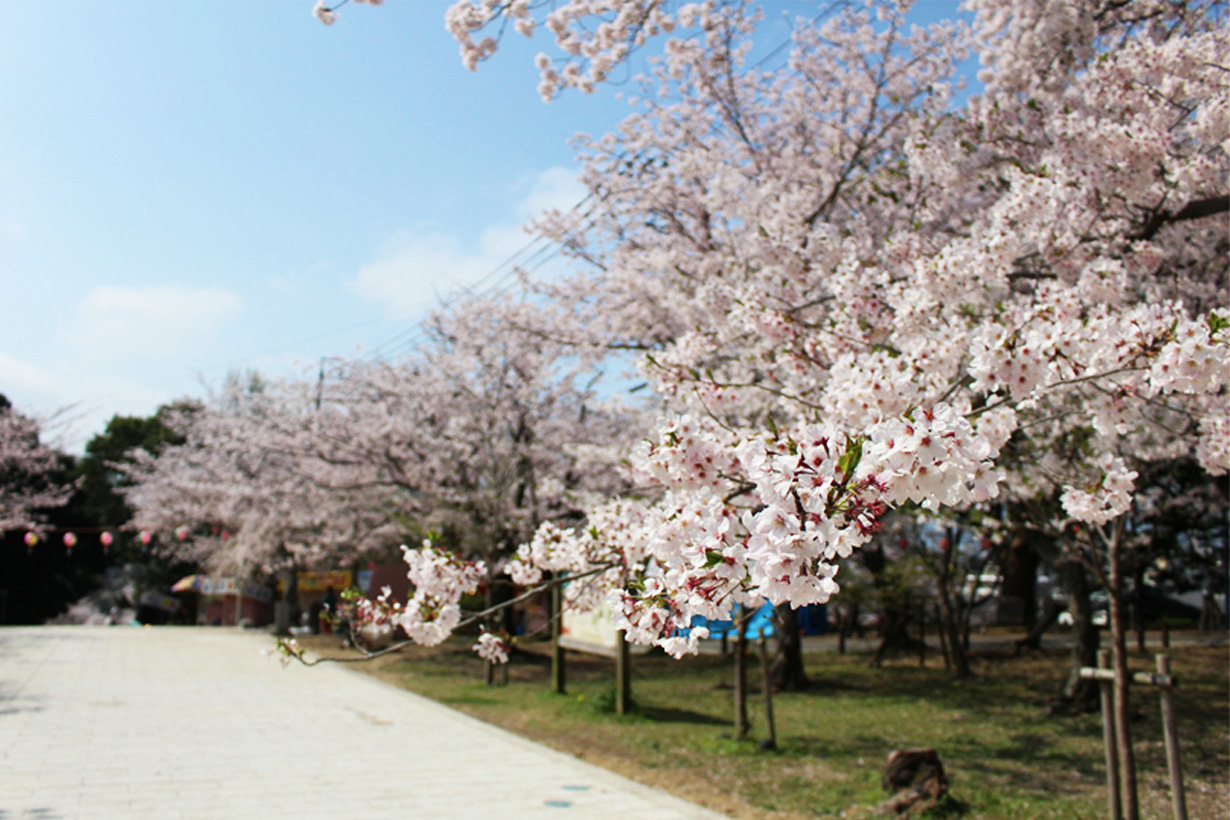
0,626,730,820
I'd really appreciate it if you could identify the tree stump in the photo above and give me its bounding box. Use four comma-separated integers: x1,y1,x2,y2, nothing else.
878,748,948,816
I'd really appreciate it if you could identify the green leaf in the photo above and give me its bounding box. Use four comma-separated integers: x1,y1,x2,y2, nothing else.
838,435,865,478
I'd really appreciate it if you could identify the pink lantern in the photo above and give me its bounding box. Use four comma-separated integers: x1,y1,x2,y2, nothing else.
100,531,114,547
63,532,78,549
175,525,190,541
23,532,38,547
140,531,152,545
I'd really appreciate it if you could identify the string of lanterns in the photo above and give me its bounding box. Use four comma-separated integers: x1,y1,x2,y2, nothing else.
18,525,229,553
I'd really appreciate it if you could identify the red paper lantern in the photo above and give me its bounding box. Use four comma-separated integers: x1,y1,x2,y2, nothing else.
100,531,114,547
63,532,78,549
23,532,38,547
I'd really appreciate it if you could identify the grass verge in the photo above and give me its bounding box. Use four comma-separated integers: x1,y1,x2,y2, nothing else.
294,633,1228,820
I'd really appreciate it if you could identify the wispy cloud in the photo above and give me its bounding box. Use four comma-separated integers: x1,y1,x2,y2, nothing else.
350,166,586,318
66,285,243,361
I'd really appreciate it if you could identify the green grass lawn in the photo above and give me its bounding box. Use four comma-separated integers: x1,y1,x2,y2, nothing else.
295,633,1228,820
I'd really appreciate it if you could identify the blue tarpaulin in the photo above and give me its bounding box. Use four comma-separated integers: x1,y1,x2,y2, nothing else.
686,602,829,640
688,601,776,640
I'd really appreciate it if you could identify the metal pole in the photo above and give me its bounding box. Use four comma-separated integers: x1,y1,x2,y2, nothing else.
1156,654,1187,820
1098,649,1122,820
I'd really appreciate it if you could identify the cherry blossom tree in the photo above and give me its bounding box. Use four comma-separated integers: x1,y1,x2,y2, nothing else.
0,396,72,534
303,3,1225,808
123,381,394,577
124,296,639,621
438,4,1225,813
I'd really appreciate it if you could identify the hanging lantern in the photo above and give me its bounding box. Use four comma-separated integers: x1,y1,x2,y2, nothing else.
140,531,152,545
175,525,190,541
100,531,114,547
63,532,78,549
23,532,38,547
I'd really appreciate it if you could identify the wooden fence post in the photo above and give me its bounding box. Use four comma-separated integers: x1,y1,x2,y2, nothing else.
550,579,566,695
1098,649,1122,820
615,628,632,715
1156,654,1187,820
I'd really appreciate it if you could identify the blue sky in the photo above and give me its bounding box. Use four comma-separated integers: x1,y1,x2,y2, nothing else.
0,1,960,451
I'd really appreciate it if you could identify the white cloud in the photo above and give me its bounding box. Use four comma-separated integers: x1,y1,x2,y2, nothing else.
66,285,242,361
0,349,178,453
350,166,586,319
0,351,67,400
515,166,588,220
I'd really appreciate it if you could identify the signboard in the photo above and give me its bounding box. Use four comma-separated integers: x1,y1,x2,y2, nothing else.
561,604,619,655
202,577,238,595
199,577,272,601
560,601,648,657
296,570,353,593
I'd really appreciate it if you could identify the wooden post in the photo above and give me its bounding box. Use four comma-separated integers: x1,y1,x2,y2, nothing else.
550,579,566,695
615,628,632,715
734,608,750,740
1156,654,1188,820
918,604,927,668
484,582,496,686
758,631,777,750
1161,621,1170,649
1098,649,1122,820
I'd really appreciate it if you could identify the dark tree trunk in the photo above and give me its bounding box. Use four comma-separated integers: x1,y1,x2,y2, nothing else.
999,529,1041,628
934,603,951,670
937,581,972,679
837,606,848,655
771,603,808,691
1133,567,1146,654
1013,594,1060,655
862,544,916,667
1059,560,1100,706
870,604,916,668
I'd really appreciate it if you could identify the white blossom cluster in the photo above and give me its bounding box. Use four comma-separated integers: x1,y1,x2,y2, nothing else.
395,542,486,647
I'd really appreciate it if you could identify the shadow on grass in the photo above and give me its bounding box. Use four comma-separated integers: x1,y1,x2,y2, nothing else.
640,705,729,726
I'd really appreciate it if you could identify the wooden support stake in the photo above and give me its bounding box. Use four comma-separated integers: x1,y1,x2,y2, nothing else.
615,628,632,716
1156,654,1188,820
550,580,566,695
758,631,777,750
734,609,750,740
1098,649,1123,820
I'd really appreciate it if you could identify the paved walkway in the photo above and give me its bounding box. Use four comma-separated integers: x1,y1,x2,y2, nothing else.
0,626,730,820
